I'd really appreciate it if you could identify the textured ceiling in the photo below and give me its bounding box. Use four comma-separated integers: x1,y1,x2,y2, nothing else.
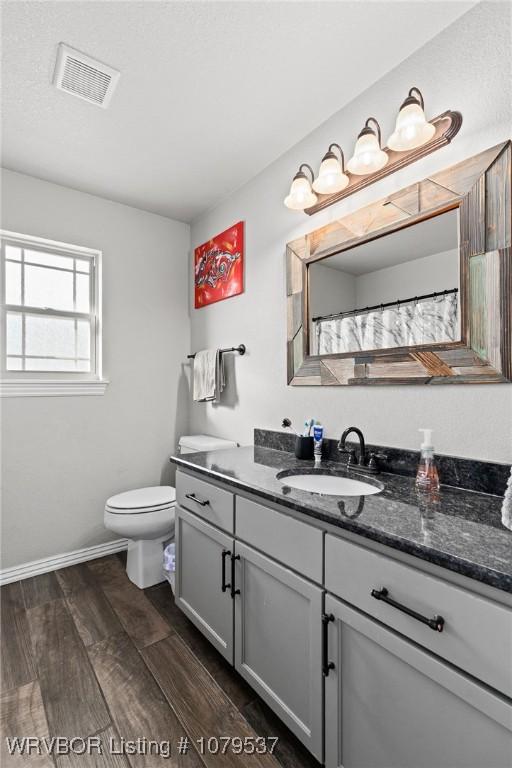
1,1,474,222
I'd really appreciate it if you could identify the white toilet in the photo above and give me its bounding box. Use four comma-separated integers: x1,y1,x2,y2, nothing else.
103,434,237,589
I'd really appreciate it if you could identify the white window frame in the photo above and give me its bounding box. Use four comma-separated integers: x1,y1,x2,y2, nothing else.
0,230,108,397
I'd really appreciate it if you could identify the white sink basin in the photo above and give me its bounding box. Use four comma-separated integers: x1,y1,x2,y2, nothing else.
278,472,382,496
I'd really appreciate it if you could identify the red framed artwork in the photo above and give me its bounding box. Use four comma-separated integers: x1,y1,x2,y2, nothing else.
194,221,244,308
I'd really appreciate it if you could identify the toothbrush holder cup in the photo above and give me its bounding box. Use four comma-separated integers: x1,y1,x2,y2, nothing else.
295,436,314,460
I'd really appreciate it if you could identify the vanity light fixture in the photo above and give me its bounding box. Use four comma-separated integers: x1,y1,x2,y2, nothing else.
387,87,435,151
312,144,349,195
284,164,318,210
347,118,389,175
283,86,462,215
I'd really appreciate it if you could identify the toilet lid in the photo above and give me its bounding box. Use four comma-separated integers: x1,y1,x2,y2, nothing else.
106,486,176,513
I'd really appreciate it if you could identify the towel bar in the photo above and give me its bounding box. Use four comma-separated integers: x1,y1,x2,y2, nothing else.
187,344,246,360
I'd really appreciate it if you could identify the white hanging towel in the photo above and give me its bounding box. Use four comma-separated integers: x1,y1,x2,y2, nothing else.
193,349,225,402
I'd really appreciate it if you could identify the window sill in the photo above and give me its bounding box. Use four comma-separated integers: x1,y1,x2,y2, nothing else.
0,379,109,397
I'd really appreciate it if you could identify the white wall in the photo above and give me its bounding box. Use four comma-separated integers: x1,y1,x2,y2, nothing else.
309,264,356,352
1,169,190,569
190,2,512,462
310,249,459,314
310,264,356,319
355,249,459,307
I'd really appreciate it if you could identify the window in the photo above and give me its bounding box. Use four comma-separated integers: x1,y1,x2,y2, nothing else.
1,231,106,396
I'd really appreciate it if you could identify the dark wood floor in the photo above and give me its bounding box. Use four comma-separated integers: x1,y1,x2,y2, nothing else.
1,554,321,768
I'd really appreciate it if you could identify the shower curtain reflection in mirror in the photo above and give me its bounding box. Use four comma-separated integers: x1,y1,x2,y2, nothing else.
314,291,458,355
308,209,460,356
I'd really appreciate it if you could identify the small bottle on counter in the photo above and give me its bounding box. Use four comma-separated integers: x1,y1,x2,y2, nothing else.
313,423,324,463
415,428,440,492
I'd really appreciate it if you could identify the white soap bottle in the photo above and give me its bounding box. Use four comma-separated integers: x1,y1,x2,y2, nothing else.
415,429,440,492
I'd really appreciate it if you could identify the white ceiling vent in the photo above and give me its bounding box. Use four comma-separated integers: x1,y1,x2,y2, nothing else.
53,44,120,108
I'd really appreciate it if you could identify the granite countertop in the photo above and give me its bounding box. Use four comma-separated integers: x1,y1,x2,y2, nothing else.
171,445,512,593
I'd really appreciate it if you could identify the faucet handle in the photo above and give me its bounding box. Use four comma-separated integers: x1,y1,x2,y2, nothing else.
368,451,388,471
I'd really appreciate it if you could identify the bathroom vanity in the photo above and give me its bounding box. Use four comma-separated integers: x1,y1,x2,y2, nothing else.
171,442,512,768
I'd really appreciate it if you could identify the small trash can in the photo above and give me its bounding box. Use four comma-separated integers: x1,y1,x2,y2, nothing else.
163,540,176,592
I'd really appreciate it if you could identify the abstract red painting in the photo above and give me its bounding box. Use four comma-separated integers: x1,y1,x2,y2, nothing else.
194,221,244,308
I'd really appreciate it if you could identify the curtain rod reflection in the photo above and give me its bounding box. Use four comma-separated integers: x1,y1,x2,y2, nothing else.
312,288,458,324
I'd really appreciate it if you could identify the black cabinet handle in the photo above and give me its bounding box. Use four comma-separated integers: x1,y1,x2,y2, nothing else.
371,587,445,633
185,492,210,507
322,613,335,676
230,554,240,599
221,549,231,593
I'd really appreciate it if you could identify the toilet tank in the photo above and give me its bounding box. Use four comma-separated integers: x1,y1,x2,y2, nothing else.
178,435,238,454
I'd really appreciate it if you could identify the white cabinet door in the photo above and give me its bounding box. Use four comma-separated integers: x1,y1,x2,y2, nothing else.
233,541,323,761
175,505,234,662
324,593,512,768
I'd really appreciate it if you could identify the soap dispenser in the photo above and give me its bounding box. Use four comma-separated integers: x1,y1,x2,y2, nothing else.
415,429,440,492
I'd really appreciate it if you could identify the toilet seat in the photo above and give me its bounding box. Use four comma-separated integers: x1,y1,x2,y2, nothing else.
105,486,176,515
105,501,175,515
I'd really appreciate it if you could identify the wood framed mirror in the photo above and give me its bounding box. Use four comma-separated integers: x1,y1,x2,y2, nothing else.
286,141,511,386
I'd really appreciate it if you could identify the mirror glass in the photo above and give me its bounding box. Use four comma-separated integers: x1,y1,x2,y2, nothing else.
308,209,460,355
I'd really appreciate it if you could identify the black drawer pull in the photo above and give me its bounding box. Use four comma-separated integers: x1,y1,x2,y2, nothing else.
322,612,335,676
230,554,240,599
371,587,445,633
185,492,210,507
221,549,231,593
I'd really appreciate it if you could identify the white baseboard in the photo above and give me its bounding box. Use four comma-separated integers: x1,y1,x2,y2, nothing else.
0,538,128,585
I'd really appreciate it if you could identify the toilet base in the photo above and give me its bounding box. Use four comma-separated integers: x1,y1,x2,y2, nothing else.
126,536,168,589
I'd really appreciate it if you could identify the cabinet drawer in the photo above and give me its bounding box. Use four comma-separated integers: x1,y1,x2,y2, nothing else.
325,534,512,698
236,496,322,583
176,470,234,533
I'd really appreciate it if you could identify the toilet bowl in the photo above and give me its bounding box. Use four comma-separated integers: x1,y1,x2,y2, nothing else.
104,486,176,589
103,434,238,589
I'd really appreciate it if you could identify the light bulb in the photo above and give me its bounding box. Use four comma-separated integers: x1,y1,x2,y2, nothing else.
347,124,388,176
284,167,317,210
313,153,349,195
388,89,435,152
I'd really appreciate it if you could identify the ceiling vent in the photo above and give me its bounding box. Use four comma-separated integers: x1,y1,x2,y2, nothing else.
53,44,120,108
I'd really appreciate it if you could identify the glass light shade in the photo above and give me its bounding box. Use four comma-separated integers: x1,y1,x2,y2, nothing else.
347,132,389,175
312,156,349,195
284,174,318,210
387,102,435,151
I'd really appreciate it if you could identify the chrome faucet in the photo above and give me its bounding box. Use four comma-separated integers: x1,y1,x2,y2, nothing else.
338,427,386,474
